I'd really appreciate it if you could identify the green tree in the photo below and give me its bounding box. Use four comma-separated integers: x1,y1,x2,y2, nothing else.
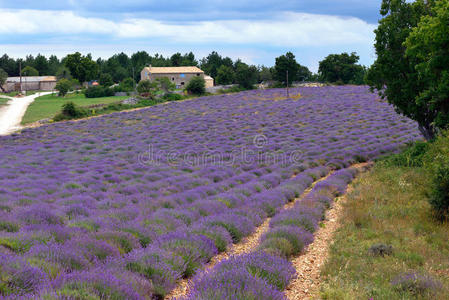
65,52,99,83
22,66,39,76
274,52,300,86
170,53,182,67
318,52,364,84
48,55,61,75
56,66,72,80
180,52,197,66
297,65,313,82
55,78,73,97
34,54,49,75
120,77,136,92
365,0,432,139
155,77,176,93
234,62,258,89
99,73,114,87
216,65,235,85
137,80,158,97
404,0,449,135
186,76,206,95
258,66,273,82
0,54,17,76
200,51,225,79
0,68,7,92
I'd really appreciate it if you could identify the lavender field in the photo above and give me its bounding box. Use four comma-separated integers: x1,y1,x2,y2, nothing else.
0,86,420,299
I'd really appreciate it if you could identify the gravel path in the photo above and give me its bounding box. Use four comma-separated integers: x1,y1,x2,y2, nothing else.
0,92,53,135
285,163,372,300
166,171,335,300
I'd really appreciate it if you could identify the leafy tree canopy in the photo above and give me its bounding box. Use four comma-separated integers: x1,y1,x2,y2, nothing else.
65,52,99,83
99,73,114,87
365,0,443,140
55,78,73,97
274,52,311,85
274,52,300,85
235,61,258,89
155,77,176,93
137,80,158,97
405,0,449,135
216,65,235,85
186,76,206,95
21,66,39,76
318,52,365,84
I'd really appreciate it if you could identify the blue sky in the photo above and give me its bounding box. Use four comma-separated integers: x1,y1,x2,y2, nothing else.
0,0,382,72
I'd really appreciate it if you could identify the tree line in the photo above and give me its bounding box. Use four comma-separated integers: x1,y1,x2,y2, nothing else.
0,50,368,90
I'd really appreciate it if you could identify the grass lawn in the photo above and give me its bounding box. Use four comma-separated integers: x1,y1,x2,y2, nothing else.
320,163,449,299
0,90,46,97
0,91,19,97
22,93,128,124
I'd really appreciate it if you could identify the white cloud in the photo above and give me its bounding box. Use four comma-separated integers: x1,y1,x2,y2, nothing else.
0,9,375,47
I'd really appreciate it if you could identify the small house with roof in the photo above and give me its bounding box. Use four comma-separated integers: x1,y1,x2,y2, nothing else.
140,66,214,89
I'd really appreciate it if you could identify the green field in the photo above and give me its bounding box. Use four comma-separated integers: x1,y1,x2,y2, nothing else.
321,158,449,299
21,93,128,124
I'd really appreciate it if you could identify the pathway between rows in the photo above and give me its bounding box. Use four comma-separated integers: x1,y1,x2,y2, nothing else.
285,162,372,299
0,92,53,136
166,171,335,299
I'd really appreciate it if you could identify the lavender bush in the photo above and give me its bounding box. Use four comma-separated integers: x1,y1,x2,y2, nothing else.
179,252,294,300
391,271,442,296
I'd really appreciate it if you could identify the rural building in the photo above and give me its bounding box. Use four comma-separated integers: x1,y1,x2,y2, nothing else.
1,76,57,92
140,66,214,89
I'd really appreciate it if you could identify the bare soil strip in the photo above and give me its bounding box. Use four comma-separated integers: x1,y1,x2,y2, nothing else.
285,162,372,300
166,171,335,299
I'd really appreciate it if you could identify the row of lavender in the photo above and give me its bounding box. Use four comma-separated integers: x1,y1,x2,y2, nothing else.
179,166,364,299
0,166,328,299
0,86,420,298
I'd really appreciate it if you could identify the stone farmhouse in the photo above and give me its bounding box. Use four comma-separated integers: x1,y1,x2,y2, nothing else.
1,76,57,93
140,66,214,89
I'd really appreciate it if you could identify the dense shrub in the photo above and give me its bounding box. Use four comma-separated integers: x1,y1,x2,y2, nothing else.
368,243,393,257
162,93,184,101
137,80,158,97
53,102,88,121
186,76,206,95
85,86,114,98
384,141,429,167
391,272,442,296
55,79,73,97
429,161,449,220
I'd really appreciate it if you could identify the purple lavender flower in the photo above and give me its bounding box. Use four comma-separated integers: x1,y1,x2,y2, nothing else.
391,271,442,296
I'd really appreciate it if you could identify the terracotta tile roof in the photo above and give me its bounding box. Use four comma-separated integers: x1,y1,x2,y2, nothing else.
143,66,204,74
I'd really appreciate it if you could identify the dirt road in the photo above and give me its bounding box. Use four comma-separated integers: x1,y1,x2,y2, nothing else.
0,92,53,135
